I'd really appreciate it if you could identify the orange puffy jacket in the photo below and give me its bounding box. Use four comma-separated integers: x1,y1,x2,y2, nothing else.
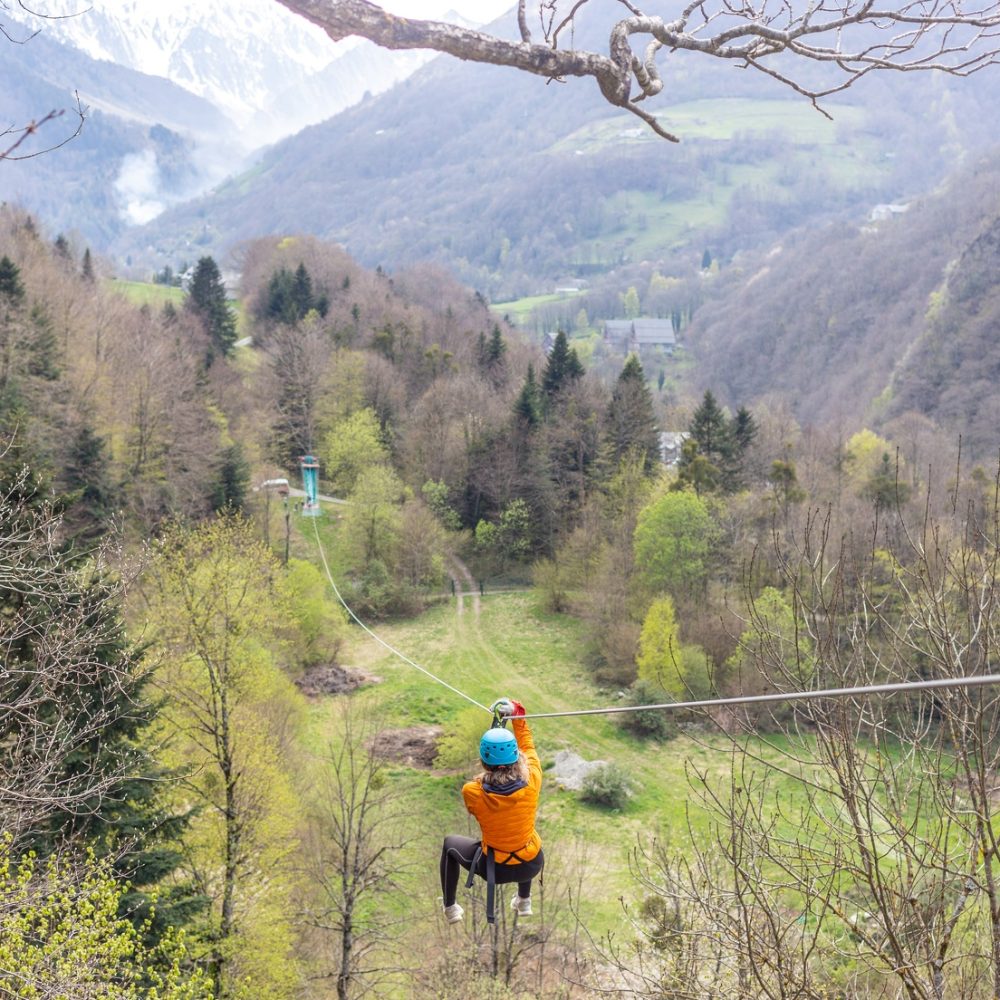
461,717,542,864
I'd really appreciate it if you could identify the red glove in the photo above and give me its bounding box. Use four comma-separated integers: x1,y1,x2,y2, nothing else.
510,700,525,717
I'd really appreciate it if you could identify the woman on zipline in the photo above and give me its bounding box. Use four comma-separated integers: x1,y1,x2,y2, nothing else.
440,696,544,924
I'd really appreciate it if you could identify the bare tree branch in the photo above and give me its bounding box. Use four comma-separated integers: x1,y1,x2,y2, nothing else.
0,93,86,162
275,0,1000,139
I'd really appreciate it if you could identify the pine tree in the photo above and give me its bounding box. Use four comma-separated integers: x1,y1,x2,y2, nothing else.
211,443,250,512
62,424,119,545
0,255,25,303
292,262,314,319
513,363,542,428
541,330,584,404
53,234,71,261
480,323,507,386
187,255,237,359
605,354,659,473
689,390,731,460
81,247,95,282
0,256,26,396
1,468,205,951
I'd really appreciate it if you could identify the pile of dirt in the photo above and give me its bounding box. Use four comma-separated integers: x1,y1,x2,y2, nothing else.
294,664,380,697
370,726,443,769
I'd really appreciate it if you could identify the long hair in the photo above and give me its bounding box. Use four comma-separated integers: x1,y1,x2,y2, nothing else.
475,751,529,787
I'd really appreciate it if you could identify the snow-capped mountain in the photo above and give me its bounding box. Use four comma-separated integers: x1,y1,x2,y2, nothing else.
4,0,455,145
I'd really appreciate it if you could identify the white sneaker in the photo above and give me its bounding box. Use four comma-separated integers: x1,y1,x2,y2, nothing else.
443,903,464,923
511,895,532,917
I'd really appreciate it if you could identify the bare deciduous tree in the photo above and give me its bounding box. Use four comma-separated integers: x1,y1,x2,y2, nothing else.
299,706,413,1000
276,0,1000,141
0,6,86,160
0,467,135,847
599,469,1000,998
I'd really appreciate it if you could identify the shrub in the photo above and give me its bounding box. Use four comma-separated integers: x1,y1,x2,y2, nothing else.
621,679,678,741
580,762,632,810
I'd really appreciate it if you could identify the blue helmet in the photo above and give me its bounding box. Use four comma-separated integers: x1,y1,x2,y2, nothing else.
480,727,518,766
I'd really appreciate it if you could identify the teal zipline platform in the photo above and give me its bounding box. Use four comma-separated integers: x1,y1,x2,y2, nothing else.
298,455,321,517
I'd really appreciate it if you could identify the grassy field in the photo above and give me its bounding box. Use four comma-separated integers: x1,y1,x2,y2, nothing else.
491,289,585,322
292,510,814,935
107,279,185,307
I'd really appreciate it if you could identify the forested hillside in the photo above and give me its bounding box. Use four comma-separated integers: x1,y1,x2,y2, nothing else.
114,0,1000,299
8,191,1000,1000
684,151,1000,458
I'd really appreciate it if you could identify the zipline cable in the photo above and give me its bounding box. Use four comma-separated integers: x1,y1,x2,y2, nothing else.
520,672,1000,720
310,518,489,712
306,515,1000,724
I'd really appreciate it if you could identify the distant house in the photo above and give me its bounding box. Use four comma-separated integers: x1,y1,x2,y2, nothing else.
659,432,688,467
603,318,677,353
869,203,909,222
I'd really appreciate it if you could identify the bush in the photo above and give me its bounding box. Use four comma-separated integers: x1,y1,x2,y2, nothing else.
434,707,486,770
621,679,678,741
580,762,632,810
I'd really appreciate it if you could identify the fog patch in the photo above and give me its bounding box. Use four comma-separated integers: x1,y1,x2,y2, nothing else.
115,150,166,225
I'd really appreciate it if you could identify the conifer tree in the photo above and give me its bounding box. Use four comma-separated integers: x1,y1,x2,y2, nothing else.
541,329,584,404
513,363,542,427
0,256,26,396
53,234,71,261
62,424,119,544
0,254,24,304
211,443,250,512
187,256,237,359
479,322,507,386
0,465,204,951
81,247,95,282
605,354,659,473
292,262,314,318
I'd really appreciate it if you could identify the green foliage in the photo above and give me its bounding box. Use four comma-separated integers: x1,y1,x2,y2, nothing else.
434,707,487,770
262,262,327,325
62,423,120,544
605,354,659,473
725,587,812,693
475,498,533,573
634,490,714,599
421,479,462,531
325,407,390,495
580,762,632,810
533,556,571,613
344,464,406,571
635,596,711,700
144,516,305,996
479,323,507,386
621,678,679,740
513,362,542,427
677,390,756,494
636,596,681,690
284,558,347,670
186,256,236,360
541,330,584,403
0,842,211,999
768,457,805,515
210,443,250,512
620,285,641,319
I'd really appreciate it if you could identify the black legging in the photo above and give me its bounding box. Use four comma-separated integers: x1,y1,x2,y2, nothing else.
440,834,545,907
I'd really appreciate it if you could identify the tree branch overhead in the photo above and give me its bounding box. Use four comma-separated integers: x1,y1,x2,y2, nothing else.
275,0,1000,140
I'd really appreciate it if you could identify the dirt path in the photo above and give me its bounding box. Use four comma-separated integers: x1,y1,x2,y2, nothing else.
448,554,481,621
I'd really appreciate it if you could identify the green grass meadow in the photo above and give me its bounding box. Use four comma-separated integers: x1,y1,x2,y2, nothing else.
293,510,815,935
107,279,185,308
